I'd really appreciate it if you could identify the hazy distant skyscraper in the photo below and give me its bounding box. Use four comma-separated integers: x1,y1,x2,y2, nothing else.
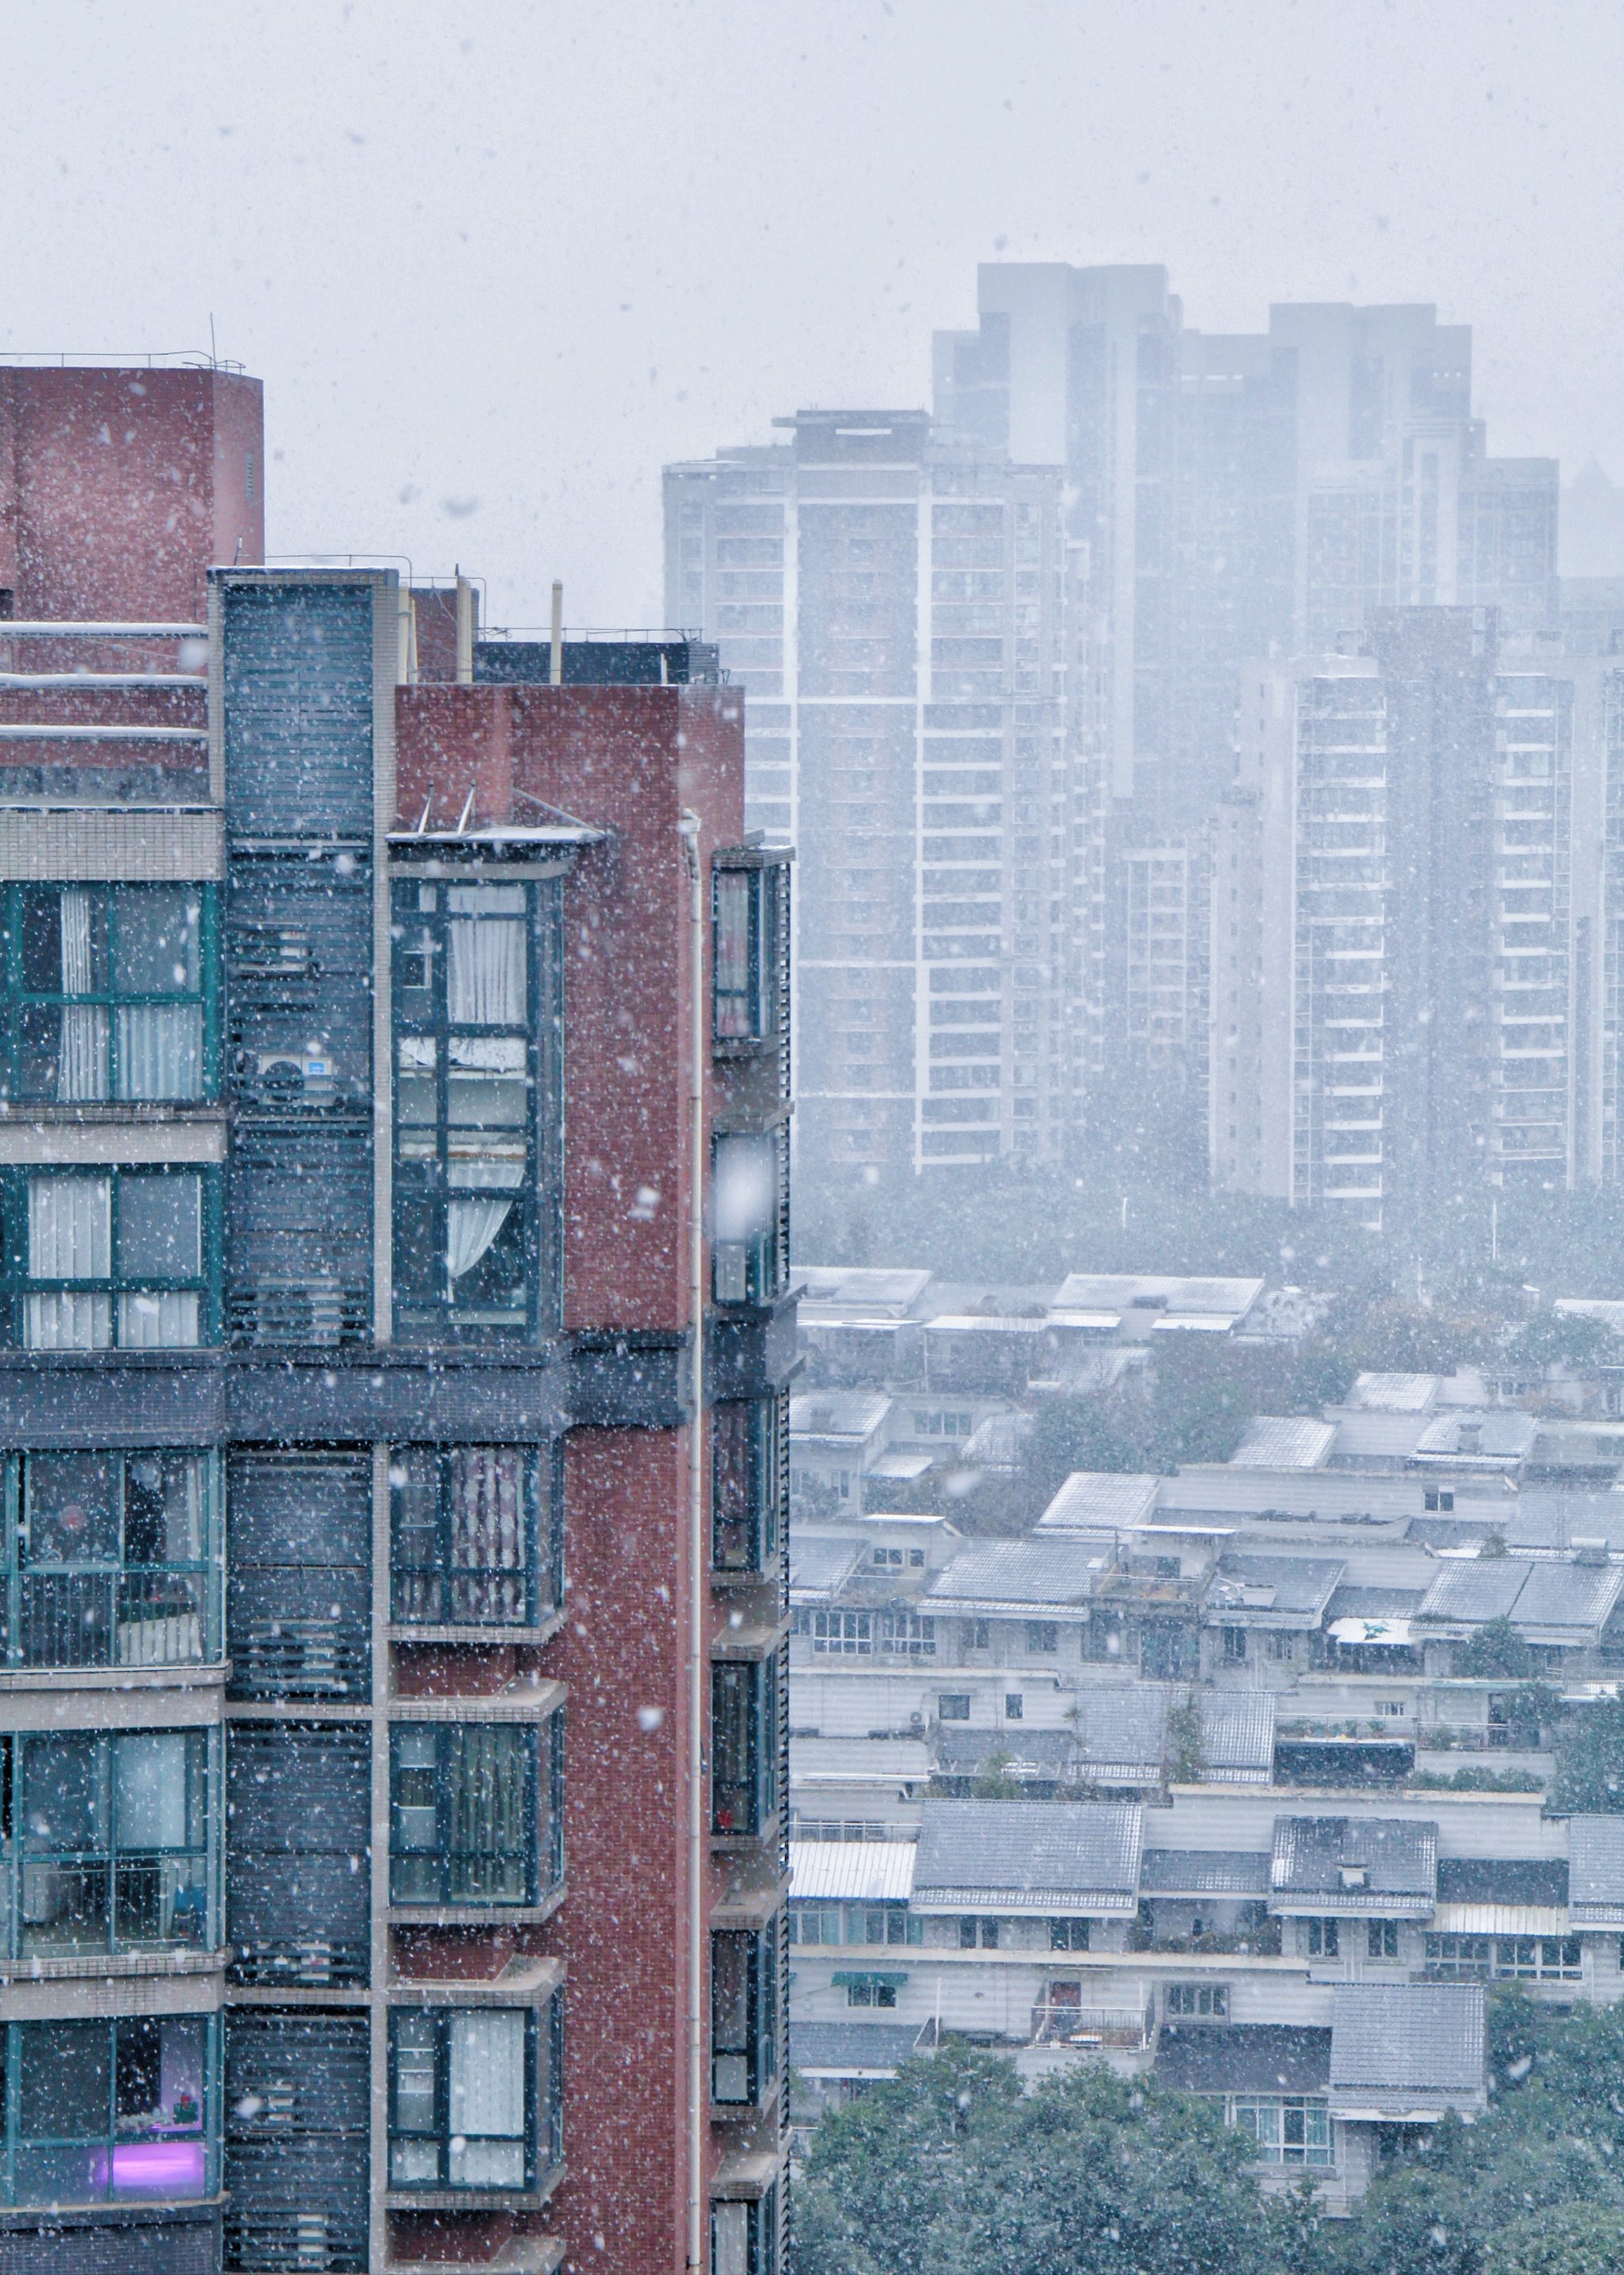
666,411,1071,1181
934,269,1559,1161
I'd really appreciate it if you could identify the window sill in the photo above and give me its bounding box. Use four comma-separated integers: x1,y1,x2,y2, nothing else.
388,1607,565,1649
0,1658,227,1693
386,2159,563,2214
710,2074,783,2124
388,1886,565,1930
710,1612,791,1663
711,1807,783,1856
386,2242,565,2275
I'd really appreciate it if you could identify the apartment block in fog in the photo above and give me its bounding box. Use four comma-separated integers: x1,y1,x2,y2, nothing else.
934,267,1559,1145
0,363,791,2275
665,409,1069,1178
1209,606,1624,1229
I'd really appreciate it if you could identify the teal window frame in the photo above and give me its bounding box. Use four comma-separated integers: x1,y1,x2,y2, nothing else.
389,873,562,1346
0,882,218,1104
1,1448,221,1670
1,2012,220,2207
0,1164,221,1349
0,1727,219,1959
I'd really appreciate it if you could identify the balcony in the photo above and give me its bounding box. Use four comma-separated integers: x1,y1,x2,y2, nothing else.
6,1565,209,1670
1029,2001,1151,2050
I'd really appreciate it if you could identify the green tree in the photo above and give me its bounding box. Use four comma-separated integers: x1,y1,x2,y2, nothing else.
1484,2204,1624,2275
1506,1312,1618,1371
1164,1690,1208,1785
1455,1617,1537,1681
791,2048,1272,2275
1549,1695,1624,1813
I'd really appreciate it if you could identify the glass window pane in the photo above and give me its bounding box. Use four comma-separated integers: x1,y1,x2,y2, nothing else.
123,1454,204,1565
115,1004,203,1101
25,1453,119,1564
447,917,526,1026
21,2020,109,2139
113,1733,189,1850
117,890,201,995
22,1733,106,1852
448,2010,524,2136
29,1176,111,1279
118,1175,201,1280
392,2013,437,2135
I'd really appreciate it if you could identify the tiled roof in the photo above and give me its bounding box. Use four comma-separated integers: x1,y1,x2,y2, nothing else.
1139,1849,1273,1896
1158,2024,1331,2096
913,1798,1143,1909
789,1390,893,1440
788,1841,917,1903
1071,1687,1276,1782
1204,1553,1346,1625
933,1729,1077,1781
1037,1471,1162,1532
1568,1815,1624,1922
1329,1984,1487,2105
1230,1418,1337,1470
787,1533,867,1600
1415,1555,1624,1640
922,1538,1105,1613
1270,1816,1438,1908
1349,1373,1441,1412
1435,1858,1568,1909
789,2021,923,2075
1413,1410,1537,1461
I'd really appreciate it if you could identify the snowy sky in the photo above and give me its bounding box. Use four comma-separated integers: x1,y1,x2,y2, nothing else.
2,0,1620,623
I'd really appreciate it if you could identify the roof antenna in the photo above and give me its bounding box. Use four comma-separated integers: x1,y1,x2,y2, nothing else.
457,788,475,834
550,581,564,687
209,313,217,369
416,796,431,836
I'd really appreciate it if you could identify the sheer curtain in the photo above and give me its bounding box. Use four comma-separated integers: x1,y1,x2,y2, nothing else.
25,1177,112,1350
448,1450,523,1622
58,890,109,1103
446,1725,524,1900
448,918,525,1026
116,1006,203,1102
446,1198,512,1280
117,1293,201,1349
447,2011,525,2185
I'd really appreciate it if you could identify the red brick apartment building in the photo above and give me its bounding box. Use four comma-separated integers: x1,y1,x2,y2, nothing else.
0,362,791,2275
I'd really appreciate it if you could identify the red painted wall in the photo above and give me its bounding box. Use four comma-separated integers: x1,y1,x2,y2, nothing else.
0,366,263,619
395,675,750,2273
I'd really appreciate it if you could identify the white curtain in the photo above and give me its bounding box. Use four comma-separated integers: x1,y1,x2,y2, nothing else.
448,919,525,1026
446,1197,512,1280
712,2204,749,2275
30,1175,110,1277
117,1292,201,1349
26,1293,112,1350
449,1450,522,1572
116,1005,203,1101
114,1733,187,1849
449,1449,523,1620
57,889,109,1101
447,2011,524,2185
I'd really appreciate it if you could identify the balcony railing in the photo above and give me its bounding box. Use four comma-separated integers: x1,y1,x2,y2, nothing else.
1029,2002,1151,2050
14,1849,209,1955
5,1568,211,1670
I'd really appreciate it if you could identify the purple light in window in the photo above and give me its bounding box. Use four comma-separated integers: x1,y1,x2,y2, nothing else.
93,2140,207,2196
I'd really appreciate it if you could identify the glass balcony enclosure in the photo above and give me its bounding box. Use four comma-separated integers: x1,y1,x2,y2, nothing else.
388,1998,560,2193
1,1729,214,1958
2,2015,216,2208
711,1653,780,1837
2,1450,219,1670
711,1398,784,1574
391,877,561,1342
389,1444,561,1629
710,1921,780,2105
0,883,215,1105
389,1718,562,1908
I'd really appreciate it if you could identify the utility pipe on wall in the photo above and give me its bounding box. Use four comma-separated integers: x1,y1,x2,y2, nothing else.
678,807,707,2273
